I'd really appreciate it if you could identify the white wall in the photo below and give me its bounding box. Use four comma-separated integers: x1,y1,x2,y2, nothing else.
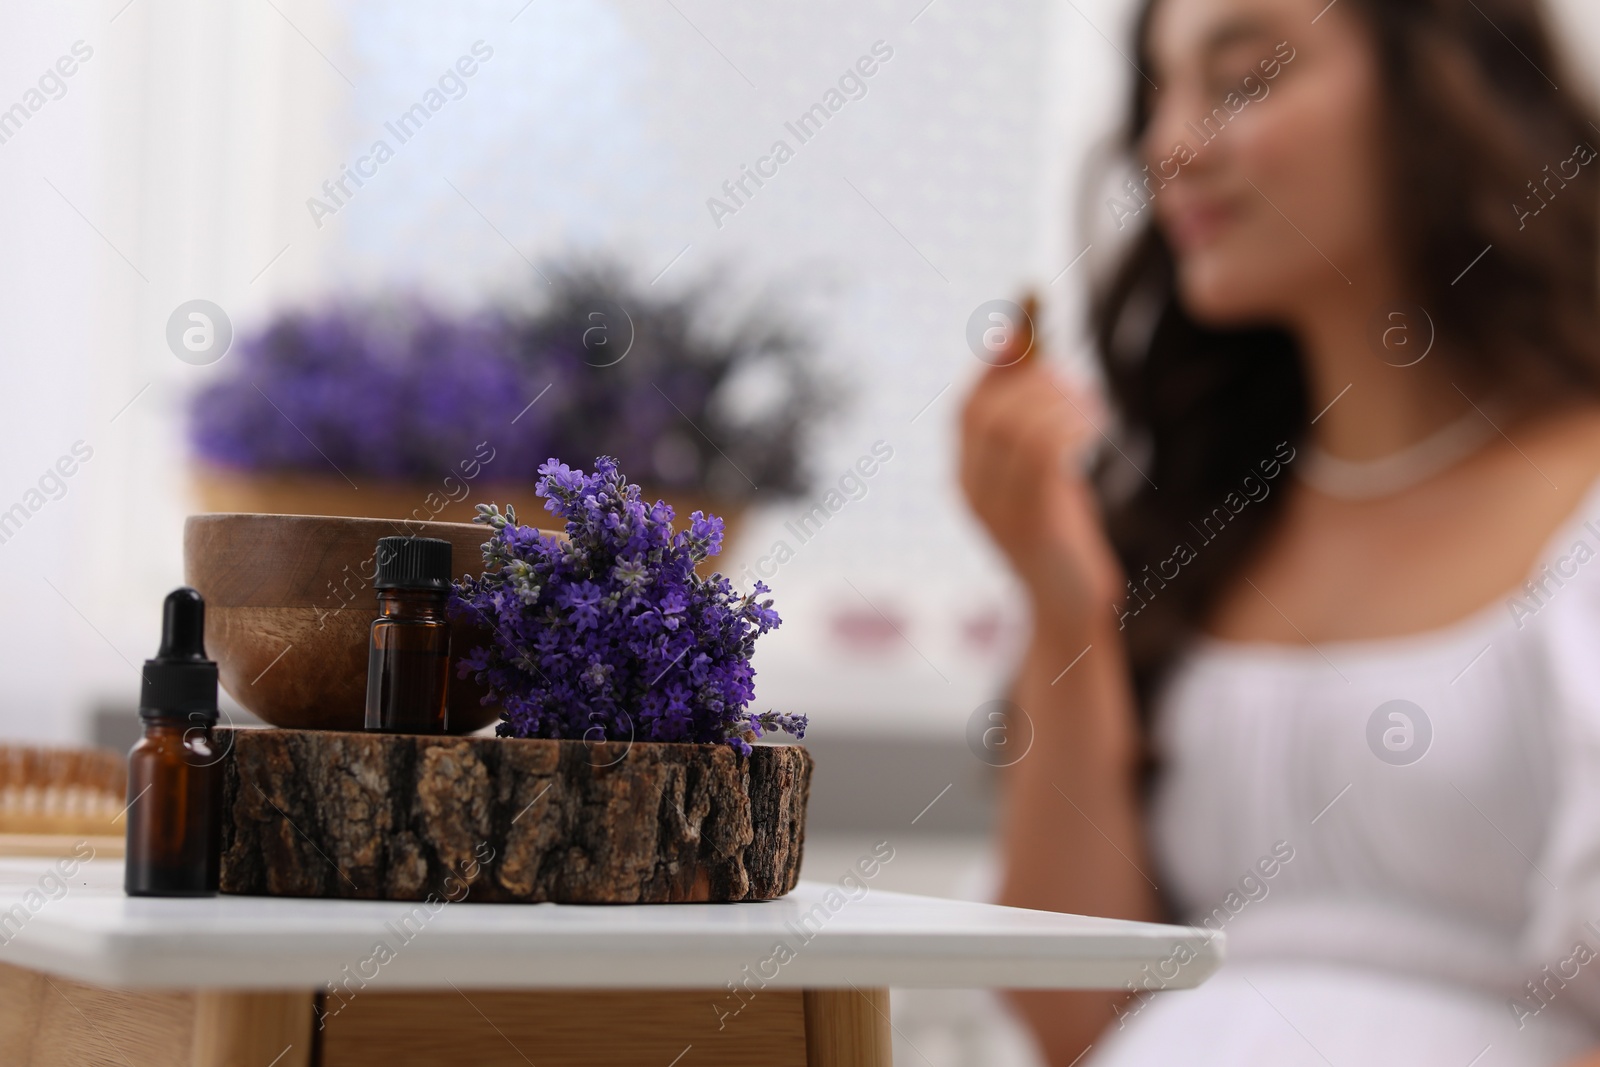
0,0,337,742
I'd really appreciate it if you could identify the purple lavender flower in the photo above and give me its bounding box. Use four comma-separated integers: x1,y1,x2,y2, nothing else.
450,457,806,752
187,266,832,504
189,302,555,482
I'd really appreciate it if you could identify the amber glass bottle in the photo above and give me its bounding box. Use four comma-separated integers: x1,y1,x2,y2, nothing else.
364,536,453,734
125,588,224,897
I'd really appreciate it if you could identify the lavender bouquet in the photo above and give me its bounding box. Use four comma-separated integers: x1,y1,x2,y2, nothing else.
452,457,806,752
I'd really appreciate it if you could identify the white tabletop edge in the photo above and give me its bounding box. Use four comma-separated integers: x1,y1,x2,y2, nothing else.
0,861,1224,993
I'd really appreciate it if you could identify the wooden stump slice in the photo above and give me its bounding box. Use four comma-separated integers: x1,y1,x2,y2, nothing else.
218,728,811,904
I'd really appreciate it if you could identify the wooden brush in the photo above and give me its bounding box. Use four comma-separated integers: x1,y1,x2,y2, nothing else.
0,744,127,855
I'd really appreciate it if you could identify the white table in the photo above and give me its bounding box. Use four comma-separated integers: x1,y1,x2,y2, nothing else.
0,855,1221,1066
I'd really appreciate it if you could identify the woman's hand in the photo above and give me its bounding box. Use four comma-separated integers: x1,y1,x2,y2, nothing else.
959,347,1125,642
961,306,1155,1061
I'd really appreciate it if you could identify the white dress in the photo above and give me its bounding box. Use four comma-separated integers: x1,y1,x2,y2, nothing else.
1091,476,1600,1066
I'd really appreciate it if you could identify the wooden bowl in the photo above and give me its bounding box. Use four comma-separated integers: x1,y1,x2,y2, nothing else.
183,513,502,733
190,462,747,558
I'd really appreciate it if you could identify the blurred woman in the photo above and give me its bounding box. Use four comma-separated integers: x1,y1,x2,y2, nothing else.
961,0,1600,1062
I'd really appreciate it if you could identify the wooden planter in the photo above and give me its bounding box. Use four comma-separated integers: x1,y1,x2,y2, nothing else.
218,728,811,904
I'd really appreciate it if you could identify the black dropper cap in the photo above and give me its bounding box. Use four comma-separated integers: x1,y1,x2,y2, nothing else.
373,536,453,592
140,587,219,721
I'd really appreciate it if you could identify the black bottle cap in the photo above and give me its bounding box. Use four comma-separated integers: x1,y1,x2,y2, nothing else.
373,536,453,592
140,587,219,721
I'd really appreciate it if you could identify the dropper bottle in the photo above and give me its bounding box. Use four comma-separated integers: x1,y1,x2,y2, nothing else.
124,587,224,897
364,536,453,734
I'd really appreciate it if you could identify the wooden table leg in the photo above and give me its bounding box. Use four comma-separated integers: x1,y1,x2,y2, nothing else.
190,991,314,1067
803,988,893,1067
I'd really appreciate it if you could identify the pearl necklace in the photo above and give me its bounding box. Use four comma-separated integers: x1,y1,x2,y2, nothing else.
1297,408,1498,500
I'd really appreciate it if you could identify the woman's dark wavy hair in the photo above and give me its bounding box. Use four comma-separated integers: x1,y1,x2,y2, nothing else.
1093,0,1600,713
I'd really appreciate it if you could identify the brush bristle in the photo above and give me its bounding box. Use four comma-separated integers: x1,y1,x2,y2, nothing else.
0,744,128,836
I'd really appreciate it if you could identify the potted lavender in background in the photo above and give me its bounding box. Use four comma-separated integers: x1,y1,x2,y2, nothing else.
188,262,828,552
508,266,824,508
189,304,542,525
